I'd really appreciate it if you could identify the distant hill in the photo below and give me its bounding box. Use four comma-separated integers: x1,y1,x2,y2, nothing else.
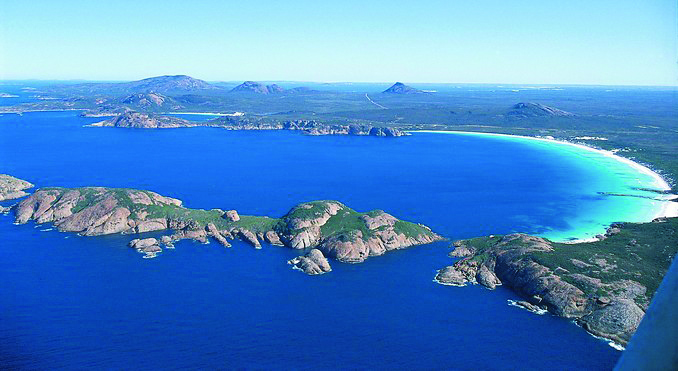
231,81,285,94
45,75,219,95
121,92,179,108
508,102,575,117
287,87,320,94
382,82,424,94
121,75,217,93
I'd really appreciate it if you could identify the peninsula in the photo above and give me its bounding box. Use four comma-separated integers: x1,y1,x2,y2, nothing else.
90,112,407,137
435,217,678,346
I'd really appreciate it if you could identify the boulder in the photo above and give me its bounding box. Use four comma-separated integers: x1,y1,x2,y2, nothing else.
515,301,542,313
224,210,240,222
129,238,161,256
206,223,231,247
435,266,470,286
238,229,261,248
264,230,284,246
172,228,208,243
160,235,174,248
129,238,158,249
476,265,501,289
288,249,332,275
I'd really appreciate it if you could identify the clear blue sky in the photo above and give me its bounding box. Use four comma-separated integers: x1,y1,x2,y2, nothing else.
1,0,676,85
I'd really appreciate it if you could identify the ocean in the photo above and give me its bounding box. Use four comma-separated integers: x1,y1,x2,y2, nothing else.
1,111,669,369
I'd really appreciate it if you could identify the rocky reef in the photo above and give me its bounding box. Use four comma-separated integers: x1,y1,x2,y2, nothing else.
288,249,332,275
0,174,34,201
434,218,678,346
129,237,163,258
13,187,442,272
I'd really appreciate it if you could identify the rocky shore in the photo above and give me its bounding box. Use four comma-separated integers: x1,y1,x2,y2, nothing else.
0,174,34,201
6,174,678,345
288,249,332,275
273,201,441,263
12,184,442,271
434,219,678,346
89,112,407,137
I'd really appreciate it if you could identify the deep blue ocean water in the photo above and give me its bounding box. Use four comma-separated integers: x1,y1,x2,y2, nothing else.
0,111,646,369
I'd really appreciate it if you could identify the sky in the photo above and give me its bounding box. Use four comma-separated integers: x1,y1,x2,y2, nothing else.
1,0,676,85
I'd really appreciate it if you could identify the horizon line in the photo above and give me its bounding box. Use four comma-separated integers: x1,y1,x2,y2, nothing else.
0,77,677,88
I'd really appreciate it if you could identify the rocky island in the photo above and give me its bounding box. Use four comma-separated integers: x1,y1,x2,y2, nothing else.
89,112,407,137
435,217,678,346
12,184,442,270
7,175,674,344
0,174,34,201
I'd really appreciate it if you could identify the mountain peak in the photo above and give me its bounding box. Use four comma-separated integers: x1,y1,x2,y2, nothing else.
125,75,215,93
382,82,423,94
230,81,286,94
509,102,575,117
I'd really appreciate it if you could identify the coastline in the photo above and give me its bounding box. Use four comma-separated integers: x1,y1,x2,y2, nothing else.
0,109,241,117
412,130,678,241
163,111,244,116
0,108,87,114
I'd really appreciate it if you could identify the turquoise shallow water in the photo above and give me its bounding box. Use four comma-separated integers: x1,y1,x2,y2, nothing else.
0,111,671,369
425,131,671,242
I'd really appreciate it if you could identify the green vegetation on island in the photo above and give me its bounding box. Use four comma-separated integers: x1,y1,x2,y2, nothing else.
88,111,407,137
13,185,442,269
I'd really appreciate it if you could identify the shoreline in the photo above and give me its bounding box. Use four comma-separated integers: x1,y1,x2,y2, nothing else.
413,130,673,191
0,108,87,114
0,109,243,117
162,111,244,116
412,129,678,241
